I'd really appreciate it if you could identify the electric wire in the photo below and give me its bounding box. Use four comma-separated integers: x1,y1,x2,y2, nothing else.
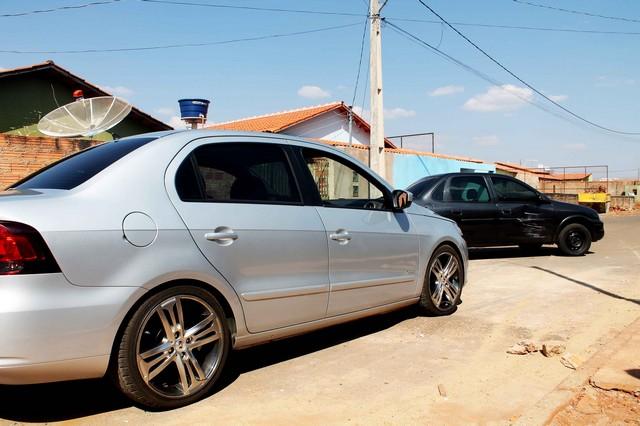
139,0,363,16
384,20,576,127
351,18,369,108
512,0,640,24
414,0,640,136
1,0,120,18
139,1,640,36
388,18,640,36
0,22,361,54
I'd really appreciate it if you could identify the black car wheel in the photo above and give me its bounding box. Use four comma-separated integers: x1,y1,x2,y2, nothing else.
557,223,591,256
419,245,463,316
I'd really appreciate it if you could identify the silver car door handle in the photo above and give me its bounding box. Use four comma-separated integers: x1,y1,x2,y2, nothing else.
330,230,352,242
205,231,238,242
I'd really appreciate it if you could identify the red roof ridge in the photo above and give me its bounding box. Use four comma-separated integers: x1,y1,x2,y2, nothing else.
208,101,343,127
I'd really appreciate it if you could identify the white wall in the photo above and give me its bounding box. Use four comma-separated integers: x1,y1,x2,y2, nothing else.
283,110,370,145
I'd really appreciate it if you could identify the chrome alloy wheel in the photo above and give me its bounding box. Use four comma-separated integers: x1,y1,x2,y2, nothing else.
135,295,224,398
429,252,461,310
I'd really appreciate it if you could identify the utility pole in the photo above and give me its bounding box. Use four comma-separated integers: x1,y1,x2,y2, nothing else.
369,0,385,179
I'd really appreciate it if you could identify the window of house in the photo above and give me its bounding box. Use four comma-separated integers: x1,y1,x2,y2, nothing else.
175,143,300,204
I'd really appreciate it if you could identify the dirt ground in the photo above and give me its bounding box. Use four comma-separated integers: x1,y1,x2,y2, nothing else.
1,216,639,425
550,386,640,425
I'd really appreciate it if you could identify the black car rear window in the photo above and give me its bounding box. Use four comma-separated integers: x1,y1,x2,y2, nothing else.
12,137,157,190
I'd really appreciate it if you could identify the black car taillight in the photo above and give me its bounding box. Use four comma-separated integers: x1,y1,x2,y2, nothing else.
0,221,60,275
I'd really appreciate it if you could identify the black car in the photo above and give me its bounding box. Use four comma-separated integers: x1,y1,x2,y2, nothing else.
407,173,604,256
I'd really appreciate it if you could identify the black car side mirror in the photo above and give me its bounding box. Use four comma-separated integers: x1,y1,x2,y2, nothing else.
392,190,413,210
538,194,551,204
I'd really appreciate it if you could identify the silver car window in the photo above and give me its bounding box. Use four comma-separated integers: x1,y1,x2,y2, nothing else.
175,142,301,204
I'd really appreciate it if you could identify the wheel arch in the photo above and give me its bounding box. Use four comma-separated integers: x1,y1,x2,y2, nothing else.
424,238,467,286
555,215,593,241
106,278,241,377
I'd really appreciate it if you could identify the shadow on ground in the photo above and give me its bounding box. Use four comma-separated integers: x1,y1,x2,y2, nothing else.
469,246,559,260
625,369,640,380
0,307,419,422
532,266,640,306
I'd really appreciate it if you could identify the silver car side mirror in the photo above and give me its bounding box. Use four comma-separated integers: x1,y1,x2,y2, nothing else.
392,190,413,210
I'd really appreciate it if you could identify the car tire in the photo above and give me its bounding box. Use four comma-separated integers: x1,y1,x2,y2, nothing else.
419,245,464,316
519,243,542,252
557,223,592,256
113,285,230,409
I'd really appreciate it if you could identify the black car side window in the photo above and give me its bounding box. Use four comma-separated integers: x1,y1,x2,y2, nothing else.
490,176,538,202
448,176,490,202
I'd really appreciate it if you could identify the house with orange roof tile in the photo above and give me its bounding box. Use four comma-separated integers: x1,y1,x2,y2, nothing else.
208,101,496,187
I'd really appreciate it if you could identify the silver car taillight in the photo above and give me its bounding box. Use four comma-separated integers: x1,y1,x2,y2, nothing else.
0,221,60,275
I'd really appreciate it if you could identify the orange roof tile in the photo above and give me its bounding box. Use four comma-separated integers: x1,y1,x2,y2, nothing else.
208,102,397,148
209,102,343,133
316,139,486,164
540,172,591,181
494,161,549,175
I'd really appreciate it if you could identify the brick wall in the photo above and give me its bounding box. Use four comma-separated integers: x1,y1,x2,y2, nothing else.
0,134,101,188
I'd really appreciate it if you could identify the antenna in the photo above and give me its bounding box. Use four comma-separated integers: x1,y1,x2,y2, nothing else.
37,95,132,137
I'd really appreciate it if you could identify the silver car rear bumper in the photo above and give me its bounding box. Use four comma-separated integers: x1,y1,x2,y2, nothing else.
0,273,145,384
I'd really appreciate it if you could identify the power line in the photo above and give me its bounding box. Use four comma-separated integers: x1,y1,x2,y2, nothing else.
414,0,640,136
512,0,640,24
389,18,640,36
384,20,579,128
139,0,363,16
139,0,640,36
0,22,360,54
351,18,369,108
1,0,120,18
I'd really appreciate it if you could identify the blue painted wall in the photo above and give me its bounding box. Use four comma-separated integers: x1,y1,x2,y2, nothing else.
392,153,496,188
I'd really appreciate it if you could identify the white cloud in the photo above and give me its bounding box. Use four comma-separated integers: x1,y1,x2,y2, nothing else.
101,85,134,98
155,107,176,116
384,107,416,119
563,143,586,151
353,106,416,120
297,85,331,99
429,85,464,97
472,135,500,146
549,94,568,102
168,116,187,129
463,84,533,112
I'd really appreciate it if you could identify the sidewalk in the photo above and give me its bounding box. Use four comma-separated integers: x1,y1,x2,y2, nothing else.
516,316,640,425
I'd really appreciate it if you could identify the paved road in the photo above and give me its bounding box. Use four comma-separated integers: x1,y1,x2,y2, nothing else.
1,216,639,425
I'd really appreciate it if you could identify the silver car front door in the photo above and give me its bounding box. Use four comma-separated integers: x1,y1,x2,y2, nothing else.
301,148,419,316
165,139,329,333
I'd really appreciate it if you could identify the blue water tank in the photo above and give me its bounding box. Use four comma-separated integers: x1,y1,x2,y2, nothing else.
178,99,210,120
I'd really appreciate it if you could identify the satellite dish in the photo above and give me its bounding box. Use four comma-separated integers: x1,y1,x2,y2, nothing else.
37,96,132,137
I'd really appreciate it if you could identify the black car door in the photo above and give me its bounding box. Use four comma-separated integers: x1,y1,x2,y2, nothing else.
440,175,499,246
489,175,555,244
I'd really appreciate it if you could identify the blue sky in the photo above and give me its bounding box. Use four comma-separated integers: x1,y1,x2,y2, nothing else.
1,0,639,177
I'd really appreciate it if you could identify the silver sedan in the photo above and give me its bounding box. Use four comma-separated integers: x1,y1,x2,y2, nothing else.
0,131,468,409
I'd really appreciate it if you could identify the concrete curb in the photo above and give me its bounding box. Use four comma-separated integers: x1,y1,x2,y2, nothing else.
512,316,640,425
